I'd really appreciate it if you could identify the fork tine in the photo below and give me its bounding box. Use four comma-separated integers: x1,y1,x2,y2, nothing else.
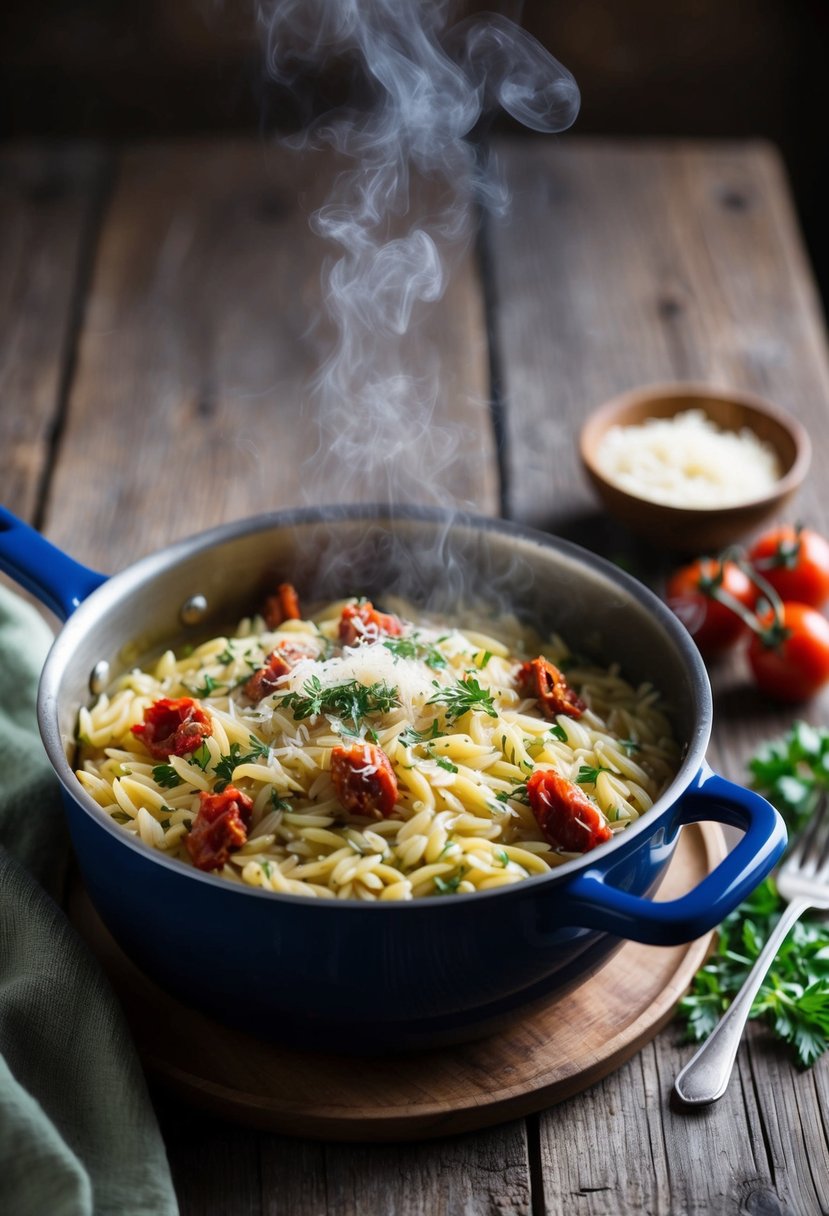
814,796,829,877
788,795,826,869
796,794,829,878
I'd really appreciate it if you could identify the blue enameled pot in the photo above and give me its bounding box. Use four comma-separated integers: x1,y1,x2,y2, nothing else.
0,504,786,1050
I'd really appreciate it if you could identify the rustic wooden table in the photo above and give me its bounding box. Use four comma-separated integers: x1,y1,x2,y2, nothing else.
3,136,829,1214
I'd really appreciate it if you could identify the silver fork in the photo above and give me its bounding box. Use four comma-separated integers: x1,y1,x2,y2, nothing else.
674,794,829,1106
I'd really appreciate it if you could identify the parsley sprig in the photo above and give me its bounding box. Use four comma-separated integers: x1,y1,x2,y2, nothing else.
278,676,399,731
679,721,829,1067
152,763,181,789
427,675,497,722
213,737,269,792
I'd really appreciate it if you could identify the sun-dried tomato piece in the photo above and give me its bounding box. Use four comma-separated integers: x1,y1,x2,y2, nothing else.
526,769,612,852
242,639,317,703
330,742,398,820
186,786,254,871
517,656,585,720
132,697,213,760
243,651,292,703
338,601,403,646
263,583,302,630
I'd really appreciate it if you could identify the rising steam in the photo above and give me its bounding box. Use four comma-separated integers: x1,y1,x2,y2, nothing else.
258,1,579,512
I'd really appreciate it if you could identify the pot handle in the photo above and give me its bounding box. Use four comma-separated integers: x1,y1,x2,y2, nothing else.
562,766,786,946
0,505,107,621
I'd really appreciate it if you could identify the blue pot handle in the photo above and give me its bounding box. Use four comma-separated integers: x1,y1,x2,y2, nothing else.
0,505,107,621
563,765,787,945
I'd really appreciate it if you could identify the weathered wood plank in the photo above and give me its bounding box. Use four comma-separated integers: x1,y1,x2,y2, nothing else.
489,139,829,1215
0,144,108,522
489,137,829,540
156,1097,530,1216
41,139,494,572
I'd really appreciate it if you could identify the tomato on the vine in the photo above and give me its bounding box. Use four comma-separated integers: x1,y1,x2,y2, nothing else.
748,526,829,609
665,558,756,654
747,602,829,702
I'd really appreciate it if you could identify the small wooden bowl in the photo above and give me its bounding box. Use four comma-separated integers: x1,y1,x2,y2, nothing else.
579,384,811,552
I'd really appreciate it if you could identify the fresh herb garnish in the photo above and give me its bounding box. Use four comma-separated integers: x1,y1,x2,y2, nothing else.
496,849,510,867
576,764,607,785
152,763,181,789
475,650,493,669
549,723,568,742
399,719,443,748
620,738,641,756
213,737,269,791
427,675,497,721
679,721,829,1067
279,676,399,731
269,789,291,812
383,635,448,670
496,781,529,806
433,755,459,774
216,645,236,666
191,742,212,772
434,870,466,895
192,673,223,698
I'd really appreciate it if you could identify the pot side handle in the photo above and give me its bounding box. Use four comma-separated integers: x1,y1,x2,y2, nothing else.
0,505,107,621
562,767,787,946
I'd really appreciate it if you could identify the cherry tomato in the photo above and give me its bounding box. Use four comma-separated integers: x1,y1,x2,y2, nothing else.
748,526,829,609
747,602,829,702
665,559,756,654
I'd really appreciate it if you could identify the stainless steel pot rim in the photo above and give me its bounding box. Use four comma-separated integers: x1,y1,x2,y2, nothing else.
38,503,713,909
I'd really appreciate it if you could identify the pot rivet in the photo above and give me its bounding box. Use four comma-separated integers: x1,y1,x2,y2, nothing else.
89,660,110,695
180,594,208,626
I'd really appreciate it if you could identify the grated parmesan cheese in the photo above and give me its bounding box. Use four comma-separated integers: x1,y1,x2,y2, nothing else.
596,408,781,508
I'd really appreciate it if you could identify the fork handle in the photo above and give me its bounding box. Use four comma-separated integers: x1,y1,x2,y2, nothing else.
673,895,812,1106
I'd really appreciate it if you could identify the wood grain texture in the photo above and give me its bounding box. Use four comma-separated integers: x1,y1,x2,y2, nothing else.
41,140,494,572
489,138,829,1216
488,139,829,536
69,825,724,1143
9,137,829,1216
0,144,107,522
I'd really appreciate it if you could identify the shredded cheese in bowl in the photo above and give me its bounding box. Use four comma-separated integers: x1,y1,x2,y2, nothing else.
595,408,782,508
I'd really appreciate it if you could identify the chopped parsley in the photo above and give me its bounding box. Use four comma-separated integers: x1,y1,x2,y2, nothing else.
434,870,466,895
399,719,443,748
427,675,497,722
496,849,510,867
191,742,212,772
549,723,568,742
475,650,493,669
216,645,236,666
496,781,529,806
192,673,223,698
213,737,269,791
433,755,459,774
619,738,641,756
679,721,829,1067
278,676,399,731
269,790,291,812
576,764,607,785
152,763,181,789
383,634,448,670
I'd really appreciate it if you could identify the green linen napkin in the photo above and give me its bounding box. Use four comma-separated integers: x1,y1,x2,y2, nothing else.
0,583,178,1216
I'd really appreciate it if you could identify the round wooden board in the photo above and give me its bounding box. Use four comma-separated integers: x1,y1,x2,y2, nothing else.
70,821,725,1142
